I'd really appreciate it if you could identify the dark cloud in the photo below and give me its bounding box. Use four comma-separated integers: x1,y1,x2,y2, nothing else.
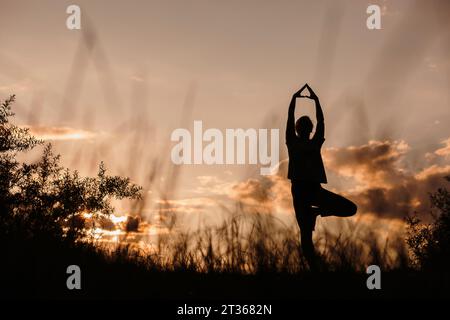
324,140,450,219
349,164,450,219
231,139,450,221
324,140,410,188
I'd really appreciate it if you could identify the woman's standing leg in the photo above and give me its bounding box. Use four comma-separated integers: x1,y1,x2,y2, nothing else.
291,183,319,269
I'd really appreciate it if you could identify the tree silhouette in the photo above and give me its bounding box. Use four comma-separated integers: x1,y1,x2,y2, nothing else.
0,95,141,240
406,176,450,270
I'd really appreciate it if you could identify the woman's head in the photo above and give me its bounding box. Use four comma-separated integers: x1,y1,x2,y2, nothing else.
295,116,313,137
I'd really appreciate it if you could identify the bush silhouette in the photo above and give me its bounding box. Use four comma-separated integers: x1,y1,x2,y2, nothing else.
406,176,450,270
0,95,141,240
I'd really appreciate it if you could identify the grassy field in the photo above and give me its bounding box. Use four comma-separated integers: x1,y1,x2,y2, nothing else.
2,94,450,301
2,211,449,300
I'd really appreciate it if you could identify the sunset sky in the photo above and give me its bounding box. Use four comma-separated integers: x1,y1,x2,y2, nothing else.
0,0,449,240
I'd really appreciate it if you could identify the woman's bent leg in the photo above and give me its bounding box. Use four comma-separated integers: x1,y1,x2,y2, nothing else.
316,187,357,217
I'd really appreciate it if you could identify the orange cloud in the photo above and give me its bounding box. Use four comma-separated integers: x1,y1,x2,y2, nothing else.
435,138,450,157
193,175,235,196
230,139,450,221
143,139,449,224
21,125,98,141
324,140,410,189
155,197,219,215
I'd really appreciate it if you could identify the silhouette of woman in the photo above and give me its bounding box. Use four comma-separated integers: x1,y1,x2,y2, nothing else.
286,83,357,269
